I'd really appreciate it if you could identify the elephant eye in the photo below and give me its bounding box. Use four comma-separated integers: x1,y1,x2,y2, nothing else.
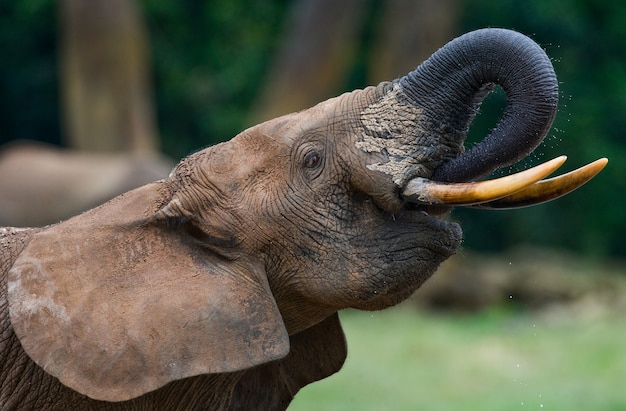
303,151,322,169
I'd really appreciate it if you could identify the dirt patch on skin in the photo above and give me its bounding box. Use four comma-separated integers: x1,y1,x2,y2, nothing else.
410,246,626,315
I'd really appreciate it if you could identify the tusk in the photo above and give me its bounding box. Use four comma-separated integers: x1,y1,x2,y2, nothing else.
471,158,608,209
401,156,567,206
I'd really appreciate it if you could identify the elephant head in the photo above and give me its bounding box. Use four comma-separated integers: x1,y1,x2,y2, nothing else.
2,29,605,408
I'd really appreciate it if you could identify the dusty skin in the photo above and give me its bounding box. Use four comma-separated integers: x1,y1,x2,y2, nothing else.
0,29,605,410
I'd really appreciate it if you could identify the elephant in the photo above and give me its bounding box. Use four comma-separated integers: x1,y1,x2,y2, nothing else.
0,29,606,410
0,142,174,227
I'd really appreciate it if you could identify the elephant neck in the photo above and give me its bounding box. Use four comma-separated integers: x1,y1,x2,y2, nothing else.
271,287,337,336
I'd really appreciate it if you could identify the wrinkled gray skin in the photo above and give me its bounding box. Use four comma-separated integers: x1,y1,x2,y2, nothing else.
0,29,557,410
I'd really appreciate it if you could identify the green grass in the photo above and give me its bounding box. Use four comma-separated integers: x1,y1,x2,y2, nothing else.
290,304,626,411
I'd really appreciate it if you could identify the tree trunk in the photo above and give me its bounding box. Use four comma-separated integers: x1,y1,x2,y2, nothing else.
59,0,158,153
368,0,459,83
249,0,458,125
249,0,368,124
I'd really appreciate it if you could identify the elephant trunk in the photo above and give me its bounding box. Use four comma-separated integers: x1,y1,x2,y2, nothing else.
359,28,558,185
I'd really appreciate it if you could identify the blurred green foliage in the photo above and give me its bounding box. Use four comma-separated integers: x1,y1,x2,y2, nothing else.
0,0,623,257
291,305,626,410
141,0,289,159
0,0,60,146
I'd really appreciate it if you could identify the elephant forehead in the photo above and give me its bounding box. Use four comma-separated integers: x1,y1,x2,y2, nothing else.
234,129,288,157
173,142,255,184
168,137,289,205
251,95,353,143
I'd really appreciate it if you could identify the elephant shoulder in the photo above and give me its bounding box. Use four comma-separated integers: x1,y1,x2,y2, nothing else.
1,227,39,334
1,227,38,278
1,227,57,408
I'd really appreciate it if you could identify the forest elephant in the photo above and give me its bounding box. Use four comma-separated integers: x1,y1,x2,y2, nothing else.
0,142,174,227
0,28,606,409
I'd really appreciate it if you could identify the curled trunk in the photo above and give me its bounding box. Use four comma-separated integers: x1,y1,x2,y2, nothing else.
359,28,559,185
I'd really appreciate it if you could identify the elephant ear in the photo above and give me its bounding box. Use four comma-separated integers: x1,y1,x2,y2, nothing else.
7,181,289,402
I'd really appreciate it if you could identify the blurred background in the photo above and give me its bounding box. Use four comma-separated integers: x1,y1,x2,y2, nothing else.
1,1,625,409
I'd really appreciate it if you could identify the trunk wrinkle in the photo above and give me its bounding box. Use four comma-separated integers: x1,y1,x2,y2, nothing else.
358,83,456,186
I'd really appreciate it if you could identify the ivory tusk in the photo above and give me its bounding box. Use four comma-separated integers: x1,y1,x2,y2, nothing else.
471,158,608,209
401,156,567,206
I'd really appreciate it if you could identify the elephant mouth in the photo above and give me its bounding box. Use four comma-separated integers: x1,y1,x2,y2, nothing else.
400,156,607,210
360,155,607,309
